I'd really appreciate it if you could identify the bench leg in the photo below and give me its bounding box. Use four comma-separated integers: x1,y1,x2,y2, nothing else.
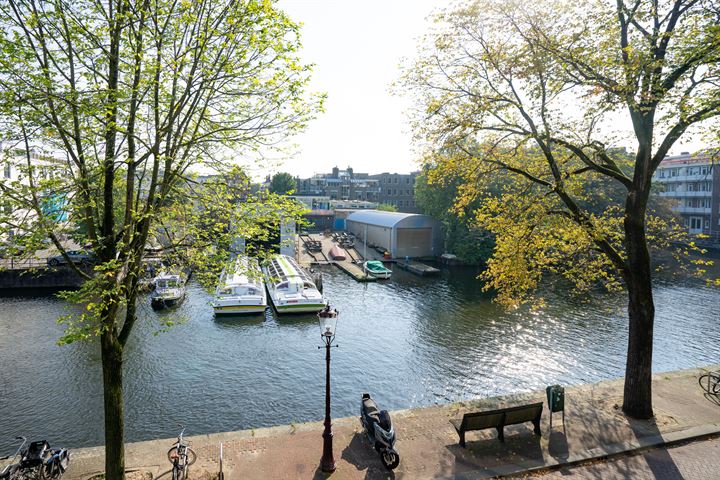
496,426,505,442
533,419,541,436
459,431,466,448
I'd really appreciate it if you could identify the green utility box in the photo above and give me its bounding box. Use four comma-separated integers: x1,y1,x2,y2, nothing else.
546,384,565,429
546,384,564,412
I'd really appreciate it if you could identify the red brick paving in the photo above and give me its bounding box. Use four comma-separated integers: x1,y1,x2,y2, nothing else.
56,366,720,479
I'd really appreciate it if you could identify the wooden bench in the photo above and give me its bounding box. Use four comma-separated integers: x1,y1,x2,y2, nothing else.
450,402,543,447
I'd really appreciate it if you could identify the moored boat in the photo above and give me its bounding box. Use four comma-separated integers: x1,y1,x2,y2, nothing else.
364,260,392,279
150,272,186,310
329,245,346,261
263,255,327,314
212,257,267,315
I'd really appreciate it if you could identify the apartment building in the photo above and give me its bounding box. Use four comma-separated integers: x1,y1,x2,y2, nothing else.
368,171,420,213
653,152,719,240
295,166,382,203
294,167,421,213
1,142,68,239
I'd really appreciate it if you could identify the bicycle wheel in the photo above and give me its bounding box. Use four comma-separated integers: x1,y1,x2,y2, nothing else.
698,373,720,394
185,447,197,466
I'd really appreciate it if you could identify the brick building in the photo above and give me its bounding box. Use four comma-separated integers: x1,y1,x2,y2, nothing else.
295,167,420,213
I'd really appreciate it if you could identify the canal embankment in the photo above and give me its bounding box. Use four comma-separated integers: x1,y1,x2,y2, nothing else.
61,365,720,479
1,267,719,455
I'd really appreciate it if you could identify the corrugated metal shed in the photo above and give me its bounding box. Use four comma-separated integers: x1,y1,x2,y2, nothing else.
345,210,419,228
346,210,442,258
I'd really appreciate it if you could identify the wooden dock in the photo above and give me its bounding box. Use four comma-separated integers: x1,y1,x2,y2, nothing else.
334,260,377,282
396,260,441,276
297,233,376,281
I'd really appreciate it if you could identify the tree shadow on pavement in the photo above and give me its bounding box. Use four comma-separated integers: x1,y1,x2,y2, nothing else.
628,416,684,480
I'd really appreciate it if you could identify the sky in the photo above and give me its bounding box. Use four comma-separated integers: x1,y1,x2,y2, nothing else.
261,0,440,179
259,1,706,181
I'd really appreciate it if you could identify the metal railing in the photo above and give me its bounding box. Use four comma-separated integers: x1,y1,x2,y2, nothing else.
0,257,50,270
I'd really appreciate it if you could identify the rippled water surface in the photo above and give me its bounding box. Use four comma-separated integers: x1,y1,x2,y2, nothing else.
0,266,719,453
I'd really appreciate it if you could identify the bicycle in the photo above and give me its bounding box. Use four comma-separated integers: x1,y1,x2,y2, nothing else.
167,426,196,480
698,371,720,395
0,437,69,480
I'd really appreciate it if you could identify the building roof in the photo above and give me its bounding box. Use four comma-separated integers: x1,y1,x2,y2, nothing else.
346,210,431,228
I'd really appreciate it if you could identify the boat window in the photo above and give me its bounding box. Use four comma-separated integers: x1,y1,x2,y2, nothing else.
303,282,316,289
277,282,288,289
220,287,232,295
247,288,257,295
156,280,167,288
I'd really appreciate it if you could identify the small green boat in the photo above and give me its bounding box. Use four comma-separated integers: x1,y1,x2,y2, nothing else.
364,260,392,279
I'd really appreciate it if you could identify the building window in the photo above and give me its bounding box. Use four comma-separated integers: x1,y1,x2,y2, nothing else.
705,220,710,229
3,163,10,179
406,178,409,184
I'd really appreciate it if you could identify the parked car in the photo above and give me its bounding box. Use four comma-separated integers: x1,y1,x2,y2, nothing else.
46,250,97,267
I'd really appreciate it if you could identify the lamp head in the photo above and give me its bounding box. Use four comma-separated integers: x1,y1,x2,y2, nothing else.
317,304,338,339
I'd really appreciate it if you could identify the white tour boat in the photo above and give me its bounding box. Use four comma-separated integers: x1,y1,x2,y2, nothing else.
263,255,327,314
212,257,267,315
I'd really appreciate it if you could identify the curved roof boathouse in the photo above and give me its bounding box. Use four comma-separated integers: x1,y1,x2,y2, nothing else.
345,210,442,259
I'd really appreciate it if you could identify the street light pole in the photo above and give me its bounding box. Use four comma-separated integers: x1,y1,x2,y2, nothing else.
318,306,339,473
320,333,336,473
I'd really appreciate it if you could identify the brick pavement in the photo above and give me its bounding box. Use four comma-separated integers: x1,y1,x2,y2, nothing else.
39,365,720,479
538,435,720,480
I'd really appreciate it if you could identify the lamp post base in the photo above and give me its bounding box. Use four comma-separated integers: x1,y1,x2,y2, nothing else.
320,424,336,472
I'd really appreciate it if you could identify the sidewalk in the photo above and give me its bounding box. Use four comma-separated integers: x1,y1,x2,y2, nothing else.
538,435,720,479
65,365,720,479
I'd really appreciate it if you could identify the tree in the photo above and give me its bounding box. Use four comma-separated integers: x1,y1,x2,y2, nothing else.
0,1,319,478
414,168,494,264
376,203,398,212
269,172,296,194
401,0,720,419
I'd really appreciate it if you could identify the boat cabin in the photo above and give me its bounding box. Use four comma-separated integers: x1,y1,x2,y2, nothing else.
155,275,181,289
265,256,317,291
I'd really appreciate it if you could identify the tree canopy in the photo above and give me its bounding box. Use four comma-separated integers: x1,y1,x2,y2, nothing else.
376,203,398,212
269,172,297,195
414,168,494,265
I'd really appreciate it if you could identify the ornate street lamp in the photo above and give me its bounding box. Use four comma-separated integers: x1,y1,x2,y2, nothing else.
318,305,339,473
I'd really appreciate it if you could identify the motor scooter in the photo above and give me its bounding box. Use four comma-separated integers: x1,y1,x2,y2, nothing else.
360,393,400,470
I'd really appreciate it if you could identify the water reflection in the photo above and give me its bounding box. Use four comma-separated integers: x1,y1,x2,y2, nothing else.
0,266,718,454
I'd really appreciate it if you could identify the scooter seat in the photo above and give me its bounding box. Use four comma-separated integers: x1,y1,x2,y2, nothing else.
362,397,381,423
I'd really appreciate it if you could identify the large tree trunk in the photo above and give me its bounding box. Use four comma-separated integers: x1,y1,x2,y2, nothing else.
622,192,655,419
101,329,125,480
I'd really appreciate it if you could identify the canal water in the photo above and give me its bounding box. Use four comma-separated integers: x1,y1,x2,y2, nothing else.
0,266,718,454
